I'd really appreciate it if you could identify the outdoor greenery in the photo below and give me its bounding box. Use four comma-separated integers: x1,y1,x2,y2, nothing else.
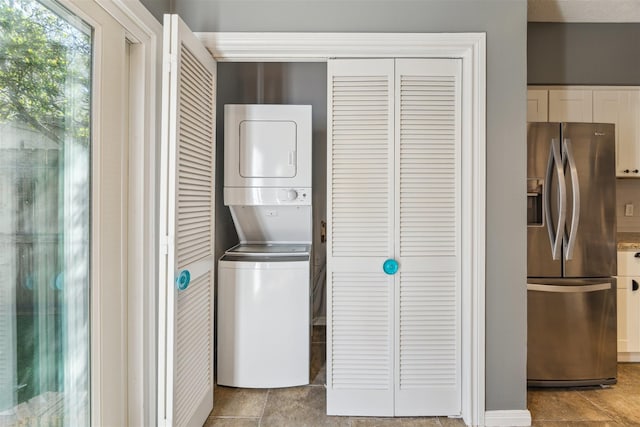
0,0,91,145
0,0,92,411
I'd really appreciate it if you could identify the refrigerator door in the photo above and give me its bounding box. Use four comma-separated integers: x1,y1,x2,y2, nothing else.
562,123,617,278
527,122,563,277
527,278,617,386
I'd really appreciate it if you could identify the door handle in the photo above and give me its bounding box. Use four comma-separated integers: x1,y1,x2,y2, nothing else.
633,280,639,292
544,138,566,260
527,283,611,293
634,252,640,258
175,270,191,291
563,138,580,260
383,259,399,275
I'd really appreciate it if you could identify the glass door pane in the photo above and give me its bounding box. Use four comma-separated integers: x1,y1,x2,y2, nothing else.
0,0,92,425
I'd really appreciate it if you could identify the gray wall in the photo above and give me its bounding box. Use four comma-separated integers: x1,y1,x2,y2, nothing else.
139,0,173,22
528,23,640,85
172,0,528,412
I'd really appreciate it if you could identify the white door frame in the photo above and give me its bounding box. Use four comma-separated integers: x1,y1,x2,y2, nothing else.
51,0,161,425
196,32,486,426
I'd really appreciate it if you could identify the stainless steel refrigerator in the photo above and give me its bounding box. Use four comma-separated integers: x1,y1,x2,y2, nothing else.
527,122,617,387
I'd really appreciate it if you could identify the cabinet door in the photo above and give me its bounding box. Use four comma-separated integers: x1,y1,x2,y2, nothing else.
617,277,640,354
158,14,217,427
527,89,548,122
549,89,593,122
394,59,462,415
327,59,395,416
593,89,640,177
617,278,629,353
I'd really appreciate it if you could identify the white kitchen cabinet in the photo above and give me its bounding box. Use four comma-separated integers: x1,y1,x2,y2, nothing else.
593,89,640,178
327,58,462,416
549,89,593,122
527,89,548,122
617,250,640,362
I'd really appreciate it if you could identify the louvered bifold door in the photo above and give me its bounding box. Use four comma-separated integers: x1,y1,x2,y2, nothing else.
159,15,216,427
394,58,462,415
326,59,395,416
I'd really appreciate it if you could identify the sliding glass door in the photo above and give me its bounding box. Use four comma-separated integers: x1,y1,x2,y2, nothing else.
0,0,92,424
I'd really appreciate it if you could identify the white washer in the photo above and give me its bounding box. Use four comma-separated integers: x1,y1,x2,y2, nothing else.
218,104,312,388
217,244,310,388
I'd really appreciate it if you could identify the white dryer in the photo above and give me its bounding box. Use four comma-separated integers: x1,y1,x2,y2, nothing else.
217,104,312,388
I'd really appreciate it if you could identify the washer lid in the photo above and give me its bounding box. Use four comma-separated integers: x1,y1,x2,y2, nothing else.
225,243,310,257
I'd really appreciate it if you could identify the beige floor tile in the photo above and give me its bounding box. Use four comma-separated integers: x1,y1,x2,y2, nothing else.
527,364,640,426
260,385,350,427
613,363,640,390
350,417,442,426
203,417,260,427
437,417,466,426
210,386,268,417
578,387,640,425
527,390,614,422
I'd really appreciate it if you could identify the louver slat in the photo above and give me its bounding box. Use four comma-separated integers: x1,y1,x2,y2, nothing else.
399,272,457,388
331,74,390,257
331,273,391,389
399,75,457,258
161,15,215,427
327,59,394,416
176,44,214,270
394,59,461,416
175,272,212,426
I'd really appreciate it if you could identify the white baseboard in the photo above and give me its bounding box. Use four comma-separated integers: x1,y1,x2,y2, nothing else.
484,410,531,426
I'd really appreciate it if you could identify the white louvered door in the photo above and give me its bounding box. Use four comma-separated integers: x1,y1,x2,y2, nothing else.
159,15,216,427
326,59,395,416
327,58,461,416
394,59,461,415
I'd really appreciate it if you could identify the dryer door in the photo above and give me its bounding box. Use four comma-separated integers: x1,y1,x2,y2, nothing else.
240,119,297,178
224,104,312,188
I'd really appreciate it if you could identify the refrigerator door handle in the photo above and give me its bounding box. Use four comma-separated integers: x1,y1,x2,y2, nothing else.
527,283,611,293
544,138,566,261
563,138,580,260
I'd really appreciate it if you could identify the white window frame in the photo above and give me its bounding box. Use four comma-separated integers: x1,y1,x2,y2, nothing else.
47,0,161,426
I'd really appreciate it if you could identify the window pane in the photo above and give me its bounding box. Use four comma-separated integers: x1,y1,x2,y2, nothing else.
0,0,92,425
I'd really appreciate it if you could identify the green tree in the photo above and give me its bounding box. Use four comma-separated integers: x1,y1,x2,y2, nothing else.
0,0,90,146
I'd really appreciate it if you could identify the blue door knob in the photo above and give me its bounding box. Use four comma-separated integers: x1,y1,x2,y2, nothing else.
176,270,191,291
383,259,399,275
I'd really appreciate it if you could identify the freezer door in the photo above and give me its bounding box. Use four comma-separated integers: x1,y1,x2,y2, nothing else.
562,123,617,278
527,278,617,386
527,122,563,277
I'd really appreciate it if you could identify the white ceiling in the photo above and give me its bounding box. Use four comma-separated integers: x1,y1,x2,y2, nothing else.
528,0,640,22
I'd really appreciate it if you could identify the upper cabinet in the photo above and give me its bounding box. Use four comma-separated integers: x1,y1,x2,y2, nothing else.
549,89,593,122
528,86,640,178
593,89,640,177
527,89,548,122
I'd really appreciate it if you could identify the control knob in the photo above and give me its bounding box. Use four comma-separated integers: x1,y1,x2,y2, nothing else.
286,189,298,201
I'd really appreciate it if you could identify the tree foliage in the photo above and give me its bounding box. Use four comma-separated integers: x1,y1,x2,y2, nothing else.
0,0,91,146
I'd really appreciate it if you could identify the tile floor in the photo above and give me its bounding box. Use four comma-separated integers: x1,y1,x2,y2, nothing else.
205,326,640,426
528,363,640,426
205,326,465,427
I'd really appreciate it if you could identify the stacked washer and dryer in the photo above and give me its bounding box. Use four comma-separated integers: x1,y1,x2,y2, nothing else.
217,104,312,388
